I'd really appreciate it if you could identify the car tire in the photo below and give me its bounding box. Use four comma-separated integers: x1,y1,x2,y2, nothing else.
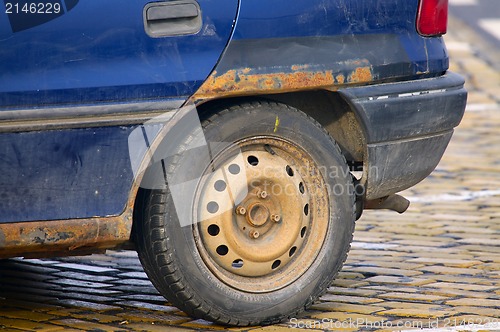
134,101,356,326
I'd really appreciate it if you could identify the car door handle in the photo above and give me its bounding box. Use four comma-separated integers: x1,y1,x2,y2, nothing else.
144,0,202,37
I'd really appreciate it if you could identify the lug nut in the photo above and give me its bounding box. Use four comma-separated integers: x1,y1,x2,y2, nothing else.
236,206,246,215
271,214,281,222
257,190,268,199
249,230,260,239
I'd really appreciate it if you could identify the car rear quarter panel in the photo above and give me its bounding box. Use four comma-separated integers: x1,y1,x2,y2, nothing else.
194,0,449,101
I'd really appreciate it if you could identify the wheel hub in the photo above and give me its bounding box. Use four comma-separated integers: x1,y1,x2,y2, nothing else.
246,201,269,227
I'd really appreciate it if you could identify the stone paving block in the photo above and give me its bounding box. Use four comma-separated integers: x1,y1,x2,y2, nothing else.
391,239,451,247
60,286,123,296
6,261,60,274
417,265,487,276
336,271,366,279
377,308,453,319
377,292,447,302
423,282,498,292
52,263,118,273
421,287,500,299
46,308,124,324
445,298,500,307
346,254,407,262
407,257,483,268
364,276,436,286
326,287,381,297
47,278,113,289
0,269,58,282
447,306,500,317
18,259,61,266
116,310,191,325
0,310,56,322
319,294,384,305
0,317,64,331
347,261,426,270
351,242,399,250
51,318,127,332
456,238,500,246
442,226,497,234
116,300,179,312
126,322,196,332
53,271,118,283
0,298,63,312
427,274,497,285
475,263,500,271
52,292,117,304
118,294,168,302
346,266,423,277
118,271,149,279
362,285,421,294
310,302,386,315
329,279,370,288
53,299,121,312
380,302,450,311
0,279,60,299
110,285,160,295
114,278,154,286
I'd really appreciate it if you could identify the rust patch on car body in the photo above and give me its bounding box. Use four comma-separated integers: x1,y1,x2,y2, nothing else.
192,62,373,102
0,213,132,258
349,67,373,83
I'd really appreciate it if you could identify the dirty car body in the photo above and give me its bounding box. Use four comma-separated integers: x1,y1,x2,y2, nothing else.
0,0,466,325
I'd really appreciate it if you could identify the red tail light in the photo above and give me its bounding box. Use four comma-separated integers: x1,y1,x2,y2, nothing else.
416,0,448,36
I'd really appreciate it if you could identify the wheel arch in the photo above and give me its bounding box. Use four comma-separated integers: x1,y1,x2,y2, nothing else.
195,90,367,164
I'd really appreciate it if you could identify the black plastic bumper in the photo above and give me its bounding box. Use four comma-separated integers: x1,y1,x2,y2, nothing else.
339,72,467,199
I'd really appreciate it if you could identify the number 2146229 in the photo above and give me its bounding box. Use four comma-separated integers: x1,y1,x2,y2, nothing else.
5,2,62,14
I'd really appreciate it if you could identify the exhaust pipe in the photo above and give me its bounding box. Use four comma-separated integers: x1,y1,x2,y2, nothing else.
364,194,410,214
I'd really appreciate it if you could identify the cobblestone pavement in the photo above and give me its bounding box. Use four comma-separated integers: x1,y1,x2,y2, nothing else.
1,16,499,332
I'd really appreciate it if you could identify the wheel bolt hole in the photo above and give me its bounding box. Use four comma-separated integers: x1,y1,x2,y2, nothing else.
207,201,219,214
300,226,307,238
289,246,297,257
214,180,227,192
271,260,281,269
216,245,228,256
286,165,294,177
232,259,244,269
299,182,305,194
207,224,220,236
228,164,240,175
304,203,309,216
247,155,259,166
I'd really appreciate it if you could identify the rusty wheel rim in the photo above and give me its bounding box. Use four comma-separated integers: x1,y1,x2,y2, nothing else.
193,137,330,293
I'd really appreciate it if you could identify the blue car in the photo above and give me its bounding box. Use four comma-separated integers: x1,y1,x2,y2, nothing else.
0,0,466,325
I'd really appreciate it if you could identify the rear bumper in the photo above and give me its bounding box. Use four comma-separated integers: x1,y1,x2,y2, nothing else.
339,72,467,199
